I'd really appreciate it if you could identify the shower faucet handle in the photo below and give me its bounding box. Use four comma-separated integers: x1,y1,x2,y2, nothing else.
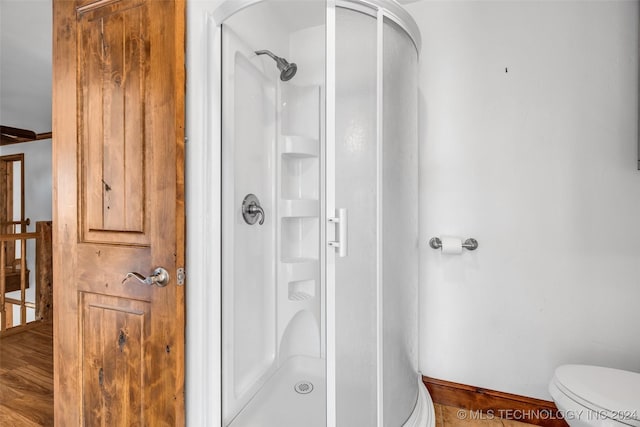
242,194,265,225
248,203,265,225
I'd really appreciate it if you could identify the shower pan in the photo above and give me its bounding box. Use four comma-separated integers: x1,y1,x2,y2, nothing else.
186,0,434,426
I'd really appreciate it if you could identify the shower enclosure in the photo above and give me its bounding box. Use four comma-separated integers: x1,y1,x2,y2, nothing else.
186,0,433,425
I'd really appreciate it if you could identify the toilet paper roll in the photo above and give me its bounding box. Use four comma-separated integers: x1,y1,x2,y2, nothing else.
441,236,463,254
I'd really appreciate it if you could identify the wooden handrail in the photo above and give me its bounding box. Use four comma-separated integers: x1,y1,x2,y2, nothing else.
0,234,30,331
0,126,52,146
0,227,43,332
0,232,40,241
4,297,36,309
0,222,52,332
0,219,31,227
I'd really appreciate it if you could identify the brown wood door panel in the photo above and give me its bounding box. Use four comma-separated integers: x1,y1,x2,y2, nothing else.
76,246,152,299
79,0,150,245
53,0,185,425
81,292,149,426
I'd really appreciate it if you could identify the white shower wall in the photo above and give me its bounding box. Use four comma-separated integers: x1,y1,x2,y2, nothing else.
221,3,326,423
221,30,279,420
220,4,285,421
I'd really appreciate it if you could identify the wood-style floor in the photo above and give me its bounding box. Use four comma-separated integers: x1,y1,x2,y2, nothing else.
436,404,537,427
0,321,53,426
0,323,540,427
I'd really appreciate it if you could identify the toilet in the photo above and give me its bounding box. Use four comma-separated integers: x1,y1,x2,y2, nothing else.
549,365,640,427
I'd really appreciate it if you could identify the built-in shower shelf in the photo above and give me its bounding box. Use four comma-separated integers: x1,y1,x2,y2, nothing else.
288,291,314,302
283,261,317,281
281,135,318,158
288,279,315,301
280,199,319,218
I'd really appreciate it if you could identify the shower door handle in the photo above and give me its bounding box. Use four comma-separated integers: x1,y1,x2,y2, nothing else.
328,208,348,257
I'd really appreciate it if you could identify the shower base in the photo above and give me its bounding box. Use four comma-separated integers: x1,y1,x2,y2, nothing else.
229,356,326,427
228,357,434,427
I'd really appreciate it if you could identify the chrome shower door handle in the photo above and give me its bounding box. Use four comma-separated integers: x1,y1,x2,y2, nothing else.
122,267,170,287
328,208,348,257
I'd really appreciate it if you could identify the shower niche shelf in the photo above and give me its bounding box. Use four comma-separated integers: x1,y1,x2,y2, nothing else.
274,82,323,370
281,135,318,158
280,217,319,262
281,156,319,200
288,280,315,301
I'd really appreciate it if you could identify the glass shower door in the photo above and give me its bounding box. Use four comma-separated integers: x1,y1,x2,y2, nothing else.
328,6,379,426
328,7,419,427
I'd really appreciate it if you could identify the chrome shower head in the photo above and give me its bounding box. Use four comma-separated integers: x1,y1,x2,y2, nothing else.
255,50,297,82
278,60,297,82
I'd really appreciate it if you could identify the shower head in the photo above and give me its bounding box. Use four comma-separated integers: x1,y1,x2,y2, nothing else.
255,50,297,82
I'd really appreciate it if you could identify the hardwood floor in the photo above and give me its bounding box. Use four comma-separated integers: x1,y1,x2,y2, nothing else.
0,321,53,426
0,323,542,427
436,404,539,427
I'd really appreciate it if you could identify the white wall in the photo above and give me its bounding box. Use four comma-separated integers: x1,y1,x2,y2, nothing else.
0,0,52,133
407,0,640,400
1,0,53,318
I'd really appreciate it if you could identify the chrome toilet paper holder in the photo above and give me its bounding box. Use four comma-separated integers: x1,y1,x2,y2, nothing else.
429,237,478,251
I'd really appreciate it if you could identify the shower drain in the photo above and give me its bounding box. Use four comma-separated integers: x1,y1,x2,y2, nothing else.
294,381,314,394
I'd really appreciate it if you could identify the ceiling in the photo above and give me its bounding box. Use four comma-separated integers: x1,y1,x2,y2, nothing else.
0,0,52,134
0,0,424,135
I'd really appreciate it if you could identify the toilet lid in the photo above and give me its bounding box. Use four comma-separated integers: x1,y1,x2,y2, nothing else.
553,365,640,423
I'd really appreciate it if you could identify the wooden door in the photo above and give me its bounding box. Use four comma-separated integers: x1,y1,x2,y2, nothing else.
52,0,185,425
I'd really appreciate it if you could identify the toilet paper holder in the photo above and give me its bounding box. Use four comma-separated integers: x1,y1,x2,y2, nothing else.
429,237,478,251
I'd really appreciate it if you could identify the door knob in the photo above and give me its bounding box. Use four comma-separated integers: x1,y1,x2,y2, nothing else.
122,267,170,287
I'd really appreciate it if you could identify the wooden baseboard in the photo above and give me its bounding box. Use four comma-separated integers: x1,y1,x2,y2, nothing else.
423,376,569,427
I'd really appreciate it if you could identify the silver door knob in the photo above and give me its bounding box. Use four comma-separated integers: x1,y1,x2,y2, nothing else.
122,267,170,287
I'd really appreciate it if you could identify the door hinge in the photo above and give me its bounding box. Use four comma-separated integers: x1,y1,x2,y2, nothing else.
177,267,185,286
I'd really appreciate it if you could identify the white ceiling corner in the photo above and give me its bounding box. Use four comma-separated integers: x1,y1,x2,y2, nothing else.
0,0,53,133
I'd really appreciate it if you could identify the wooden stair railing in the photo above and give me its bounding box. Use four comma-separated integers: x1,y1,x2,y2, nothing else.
0,221,53,333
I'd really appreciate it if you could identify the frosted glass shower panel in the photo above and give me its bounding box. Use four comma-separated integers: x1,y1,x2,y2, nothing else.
334,8,378,426
382,17,419,427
